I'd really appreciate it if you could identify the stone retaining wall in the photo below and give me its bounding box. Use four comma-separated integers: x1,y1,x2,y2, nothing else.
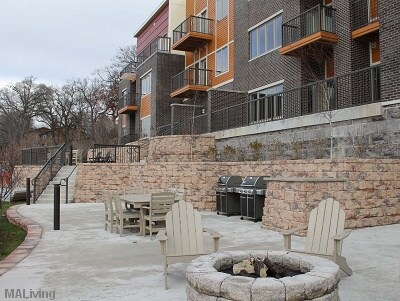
74,158,400,230
14,165,42,187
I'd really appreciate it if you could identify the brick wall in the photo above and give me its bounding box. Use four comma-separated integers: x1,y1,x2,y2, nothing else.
74,156,400,231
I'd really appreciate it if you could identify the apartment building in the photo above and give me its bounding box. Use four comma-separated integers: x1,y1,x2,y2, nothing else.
167,0,400,158
119,0,400,157
118,0,186,143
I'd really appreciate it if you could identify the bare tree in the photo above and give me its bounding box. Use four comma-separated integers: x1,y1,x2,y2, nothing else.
301,46,337,159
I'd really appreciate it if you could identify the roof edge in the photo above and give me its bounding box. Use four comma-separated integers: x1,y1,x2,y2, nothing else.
134,0,169,38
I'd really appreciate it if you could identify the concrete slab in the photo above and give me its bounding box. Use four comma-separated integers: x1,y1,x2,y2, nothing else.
0,203,399,300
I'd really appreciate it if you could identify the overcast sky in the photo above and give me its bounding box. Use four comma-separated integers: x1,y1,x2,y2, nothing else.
0,0,162,88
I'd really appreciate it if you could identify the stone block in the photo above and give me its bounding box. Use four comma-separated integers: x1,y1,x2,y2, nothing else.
280,276,306,301
220,276,255,301
251,278,285,301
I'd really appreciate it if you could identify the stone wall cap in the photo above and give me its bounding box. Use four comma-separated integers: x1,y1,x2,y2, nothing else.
265,177,347,182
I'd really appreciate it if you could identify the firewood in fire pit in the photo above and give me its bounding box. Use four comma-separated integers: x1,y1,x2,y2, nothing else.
254,257,268,278
233,260,255,275
232,257,268,278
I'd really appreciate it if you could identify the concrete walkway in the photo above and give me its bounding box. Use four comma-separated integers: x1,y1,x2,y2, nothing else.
0,203,399,301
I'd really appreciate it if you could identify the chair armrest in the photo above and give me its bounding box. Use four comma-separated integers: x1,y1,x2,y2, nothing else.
280,224,308,236
156,230,168,242
203,228,223,239
332,229,352,241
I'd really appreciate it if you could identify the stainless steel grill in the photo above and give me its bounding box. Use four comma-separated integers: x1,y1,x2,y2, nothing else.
216,176,242,216
237,176,268,222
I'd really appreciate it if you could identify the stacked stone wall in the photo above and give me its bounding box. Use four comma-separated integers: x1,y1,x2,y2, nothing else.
74,158,400,231
14,166,42,187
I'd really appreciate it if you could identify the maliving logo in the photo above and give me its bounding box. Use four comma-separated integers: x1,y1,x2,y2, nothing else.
4,289,55,300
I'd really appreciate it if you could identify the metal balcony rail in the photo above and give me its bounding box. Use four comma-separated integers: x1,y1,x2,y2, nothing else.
32,144,68,203
351,0,379,31
120,134,140,145
88,144,140,164
118,93,140,109
136,36,171,65
211,65,381,132
173,15,214,45
156,113,208,136
282,4,336,47
171,68,212,93
21,145,63,165
119,61,138,78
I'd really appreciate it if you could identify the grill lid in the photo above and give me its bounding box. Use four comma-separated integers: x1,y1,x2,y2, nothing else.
217,176,242,187
240,176,268,188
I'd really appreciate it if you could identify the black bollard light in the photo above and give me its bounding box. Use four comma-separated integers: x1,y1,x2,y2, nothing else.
54,184,61,230
26,178,31,205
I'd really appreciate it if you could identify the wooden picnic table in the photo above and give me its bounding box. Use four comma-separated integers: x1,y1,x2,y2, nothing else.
120,193,151,236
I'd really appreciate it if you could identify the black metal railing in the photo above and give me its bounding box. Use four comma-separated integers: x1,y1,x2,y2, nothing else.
282,4,336,47
173,15,214,45
118,93,139,109
21,145,63,165
88,144,140,163
171,68,212,93
157,113,208,136
136,36,171,65
119,61,138,78
351,0,379,31
211,65,381,132
33,144,68,203
119,134,140,145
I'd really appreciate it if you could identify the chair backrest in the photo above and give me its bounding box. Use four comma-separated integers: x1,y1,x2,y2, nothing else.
305,198,345,256
169,187,186,201
165,200,204,256
110,192,122,215
150,192,175,212
103,191,111,212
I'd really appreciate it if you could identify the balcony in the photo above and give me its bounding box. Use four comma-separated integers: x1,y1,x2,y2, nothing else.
171,68,212,98
280,5,338,56
120,62,137,81
118,93,139,114
351,0,379,40
172,16,214,52
137,36,171,65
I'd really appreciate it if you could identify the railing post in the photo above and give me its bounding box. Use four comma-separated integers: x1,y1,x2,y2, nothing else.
26,178,31,205
54,184,60,230
69,144,73,166
65,178,69,204
33,178,37,204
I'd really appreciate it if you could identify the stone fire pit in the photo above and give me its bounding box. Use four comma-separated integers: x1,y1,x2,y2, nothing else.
186,251,340,301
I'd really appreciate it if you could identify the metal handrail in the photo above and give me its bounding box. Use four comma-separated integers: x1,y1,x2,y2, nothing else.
60,165,77,204
136,36,171,65
119,61,138,77
173,15,214,45
33,144,68,203
171,67,212,93
282,4,336,46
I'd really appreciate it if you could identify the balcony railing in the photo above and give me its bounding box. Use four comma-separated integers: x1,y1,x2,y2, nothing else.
137,36,171,65
172,16,214,51
281,4,337,54
119,61,138,79
118,93,139,114
351,0,379,39
171,68,212,97
160,66,381,136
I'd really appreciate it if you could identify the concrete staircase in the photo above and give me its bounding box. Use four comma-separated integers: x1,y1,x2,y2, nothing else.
35,166,77,204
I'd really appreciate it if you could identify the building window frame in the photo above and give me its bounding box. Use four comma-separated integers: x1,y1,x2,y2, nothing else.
216,0,228,21
249,12,282,61
140,70,152,96
216,45,229,76
248,82,284,124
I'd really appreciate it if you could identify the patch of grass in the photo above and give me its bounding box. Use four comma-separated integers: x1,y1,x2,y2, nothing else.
0,201,27,261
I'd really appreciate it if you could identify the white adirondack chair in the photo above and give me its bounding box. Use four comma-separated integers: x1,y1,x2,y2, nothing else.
156,200,222,289
281,198,352,275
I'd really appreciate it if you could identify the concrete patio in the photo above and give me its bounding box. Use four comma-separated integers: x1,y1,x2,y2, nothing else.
0,203,399,300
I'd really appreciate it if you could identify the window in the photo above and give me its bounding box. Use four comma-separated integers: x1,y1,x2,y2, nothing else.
141,116,151,138
249,83,284,123
216,0,228,21
249,14,282,59
141,72,151,96
216,46,228,75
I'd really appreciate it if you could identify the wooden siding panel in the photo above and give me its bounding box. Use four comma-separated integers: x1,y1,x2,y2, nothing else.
229,0,234,41
140,94,152,118
216,17,229,49
195,0,207,15
187,0,194,16
136,5,169,53
213,43,234,86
